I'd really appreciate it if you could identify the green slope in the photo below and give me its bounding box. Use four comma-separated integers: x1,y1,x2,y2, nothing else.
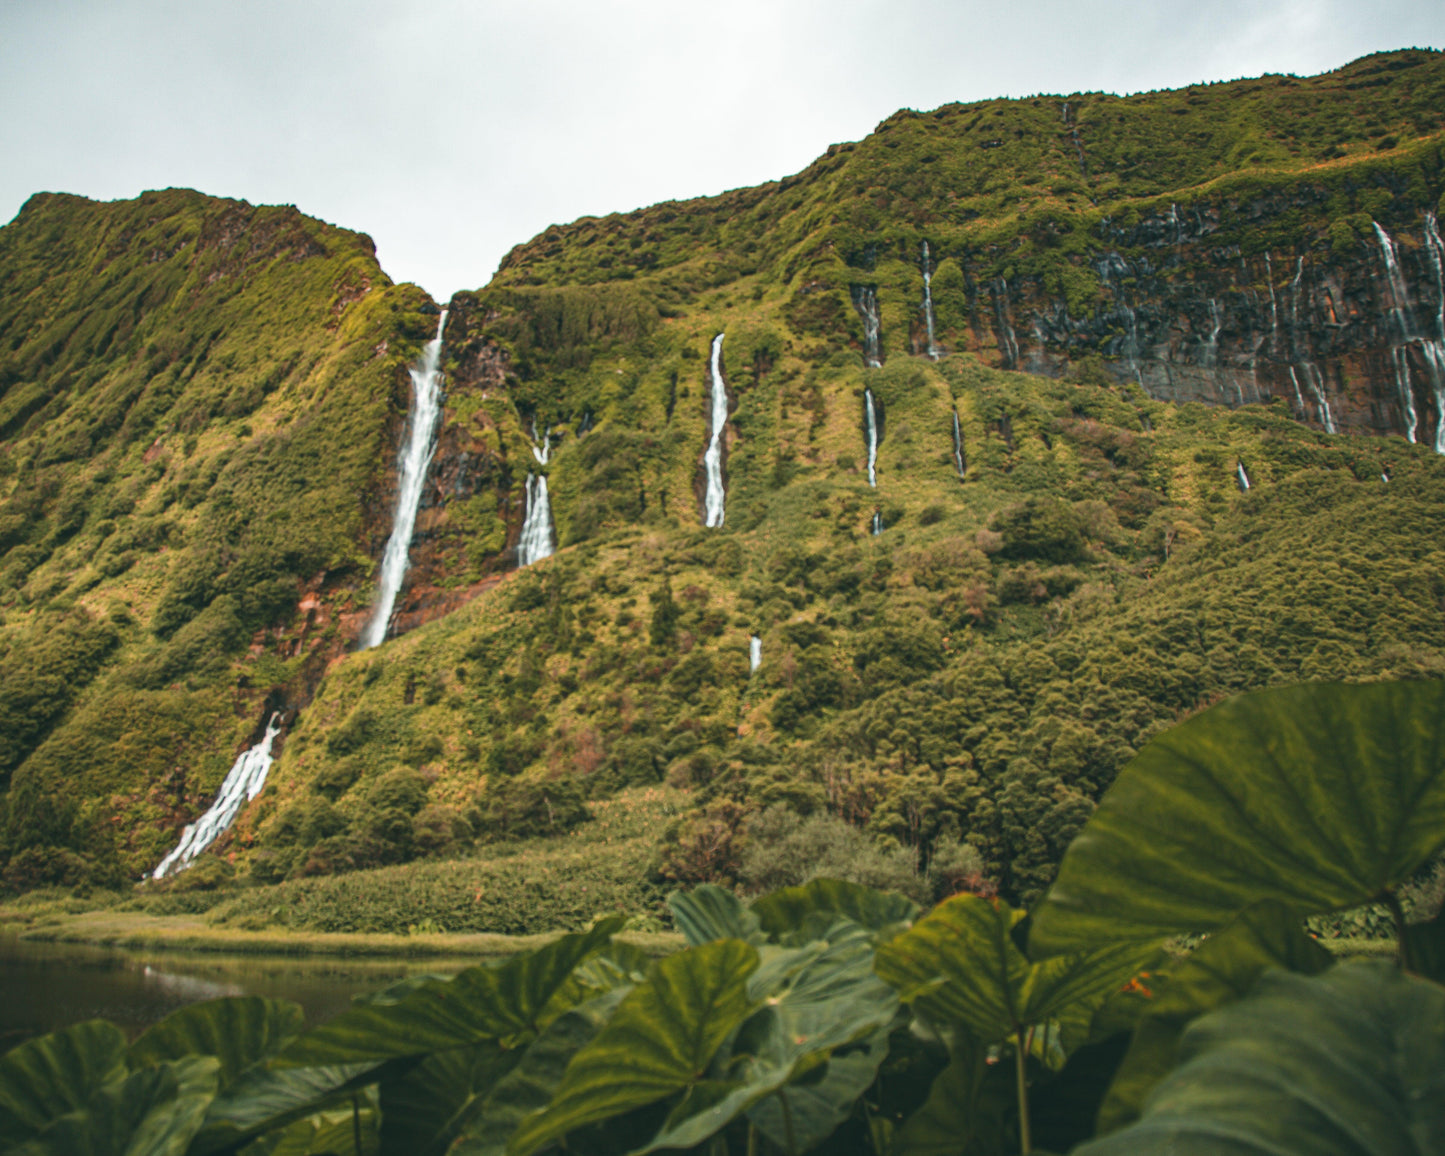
2,51,1445,909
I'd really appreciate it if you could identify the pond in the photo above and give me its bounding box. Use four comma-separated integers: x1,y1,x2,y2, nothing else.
0,936,476,1050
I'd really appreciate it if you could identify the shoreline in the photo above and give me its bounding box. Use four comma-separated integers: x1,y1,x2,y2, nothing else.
1,909,685,960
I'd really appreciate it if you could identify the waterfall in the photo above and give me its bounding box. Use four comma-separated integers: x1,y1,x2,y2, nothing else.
1236,462,1251,492
749,635,762,673
153,714,283,879
1303,363,1336,434
1264,252,1281,358
852,286,882,367
517,427,554,567
864,388,880,488
871,511,883,536
1371,222,1427,445
951,409,966,480
703,333,728,527
1202,298,1222,368
992,278,1020,368
361,309,448,649
921,242,939,360
1419,213,1445,452
1095,256,1138,373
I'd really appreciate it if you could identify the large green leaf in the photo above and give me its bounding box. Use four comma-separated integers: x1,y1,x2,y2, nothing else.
1097,899,1333,1133
377,1043,517,1156
1030,681,1445,956
891,1039,1012,1156
752,878,918,942
1405,905,1445,983
191,1061,387,1156
1077,960,1445,1155
127,998,304,1092
14,1055,219,1156
506,939,760,1156
0,1020,127,1148
278,919,622,1067
875,894,1160,1047
744,1027,892,1155
668,885,763,947
451,987,632,1156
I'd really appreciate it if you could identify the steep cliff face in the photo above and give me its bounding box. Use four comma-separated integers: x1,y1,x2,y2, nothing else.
5,52,1445,899
0,189,442,881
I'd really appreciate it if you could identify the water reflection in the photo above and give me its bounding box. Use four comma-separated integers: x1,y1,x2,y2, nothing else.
0,936,472,1049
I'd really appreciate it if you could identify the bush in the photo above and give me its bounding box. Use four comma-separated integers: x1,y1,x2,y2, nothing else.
738,806,924,901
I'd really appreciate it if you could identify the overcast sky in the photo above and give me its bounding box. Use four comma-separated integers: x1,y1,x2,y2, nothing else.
2,0,1441,300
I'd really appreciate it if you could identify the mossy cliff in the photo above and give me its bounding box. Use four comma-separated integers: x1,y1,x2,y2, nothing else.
2,51,1444,910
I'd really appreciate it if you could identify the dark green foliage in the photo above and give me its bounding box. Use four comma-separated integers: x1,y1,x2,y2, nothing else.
8,683,1445,1154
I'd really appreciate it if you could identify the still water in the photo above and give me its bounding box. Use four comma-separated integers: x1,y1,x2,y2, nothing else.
0,937,474,1050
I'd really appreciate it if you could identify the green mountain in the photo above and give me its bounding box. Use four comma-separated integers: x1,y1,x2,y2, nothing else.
2,50,1444,913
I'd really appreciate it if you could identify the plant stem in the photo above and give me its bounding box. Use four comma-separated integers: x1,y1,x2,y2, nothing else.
747,1122,757,1156
351,1092,363,1156
780,1088,797,1156
1015,1028,1032,1156
1382,888,1412,971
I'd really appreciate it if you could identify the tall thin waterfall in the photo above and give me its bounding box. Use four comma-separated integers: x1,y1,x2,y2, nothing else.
518,427,554,567
1372,222,1422,445
921,242,939,360
361,309,448,649
703,333,728,527
1201,298,1222,368
864,388,880,488
749,635,762,673
153,714,282,879
865,387,882,536
951,409,966,480
1419,213,1445,453
852,287,882,367
1236,462,1251,492
1264,252,1281,358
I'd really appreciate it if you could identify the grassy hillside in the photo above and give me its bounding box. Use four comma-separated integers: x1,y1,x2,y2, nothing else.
3,52,1445,914
0,190,437,886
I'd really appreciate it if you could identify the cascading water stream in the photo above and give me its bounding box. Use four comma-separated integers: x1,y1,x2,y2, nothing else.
1372,222,1422,445
749,635,762,674
361,309,448,649
864,388,880,488
1201,299,1222,368
1264,252,1281,358
864,387,882,536
852,287,882,368
921,242,939,360
153,714,283,878
1419,213,1445,452
951,409,966,481
1236,462,1251,492
517,426,555,567
703,334,728,527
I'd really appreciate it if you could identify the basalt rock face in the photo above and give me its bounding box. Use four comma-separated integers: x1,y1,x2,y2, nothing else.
966,201,1445,447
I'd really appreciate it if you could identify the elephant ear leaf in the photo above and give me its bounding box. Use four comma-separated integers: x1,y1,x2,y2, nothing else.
752,878,919,941
506,939,759,1156
127,997,304,1091
875,894,1157,1049
22,1054,220,1156
278,919,622,1066
1096,899,1333,1134
0,1020,127,1148
668,885,763,947
1077,960,1445,1155
1405,905,1445,983
1031,681,1445,956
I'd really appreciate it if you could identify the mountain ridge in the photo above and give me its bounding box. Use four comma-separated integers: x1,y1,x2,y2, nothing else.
0,51,1443,911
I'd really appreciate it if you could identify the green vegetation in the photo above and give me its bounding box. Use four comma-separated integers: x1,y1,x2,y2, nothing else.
2,682,1442,1154
1,51,1444,912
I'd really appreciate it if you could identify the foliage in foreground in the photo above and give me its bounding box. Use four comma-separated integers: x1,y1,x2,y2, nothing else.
2,680,1444,1155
